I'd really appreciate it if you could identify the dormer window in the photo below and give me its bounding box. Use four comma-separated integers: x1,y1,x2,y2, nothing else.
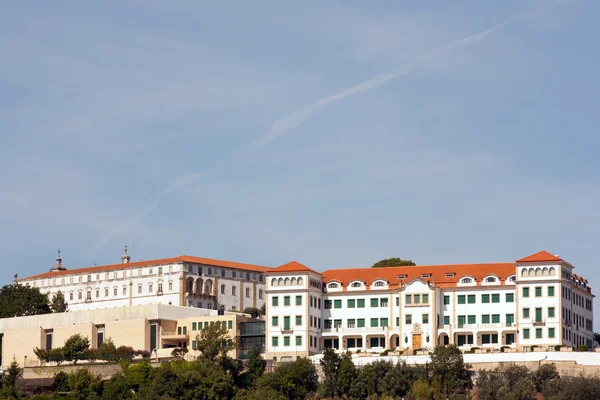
445,273,455,277
461,278,471,284
373,281,386,287
328,283,339,289
351,282,362,288
398,274,407,279
507,275,516,283
458,277,475,286
421,274,430,278
485,277,497,283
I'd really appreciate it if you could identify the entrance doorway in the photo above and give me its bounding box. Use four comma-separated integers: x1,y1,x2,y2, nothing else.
412,334,422,349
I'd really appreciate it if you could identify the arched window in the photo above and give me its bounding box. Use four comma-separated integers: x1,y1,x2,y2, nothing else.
373,281,386,287
521,269,528,277
485,277,497,283
328,283,339,289
284,277,291,286
549,267,556,276
271,278,277,286
508,275,516,282
351,282,362,288
460,278,472,284
278,278,283,286
535,268,542,277
259,289,263,299
291,277,297,285
297,277,304,286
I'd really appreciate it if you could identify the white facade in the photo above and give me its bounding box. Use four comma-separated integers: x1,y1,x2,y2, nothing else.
17,251,268,314
265,251,595,361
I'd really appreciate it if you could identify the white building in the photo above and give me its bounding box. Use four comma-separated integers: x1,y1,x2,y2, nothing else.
17,248,270,313
265,251,595,361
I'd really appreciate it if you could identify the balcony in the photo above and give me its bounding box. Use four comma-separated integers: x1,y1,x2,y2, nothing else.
533,320,546,326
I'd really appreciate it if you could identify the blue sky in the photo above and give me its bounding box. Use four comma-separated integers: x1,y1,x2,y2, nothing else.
1,1,599,319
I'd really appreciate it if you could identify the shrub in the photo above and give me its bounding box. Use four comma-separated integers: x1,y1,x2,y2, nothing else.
500,346,509,353
135,349,152,360
380,349,389,356
82,348,99,363
98,338,118,362
53,371,70,393
554,345,562,351
62,334,90,364
579,345,589,352
116,345,135,361
48,348,64,365
470,347,480,353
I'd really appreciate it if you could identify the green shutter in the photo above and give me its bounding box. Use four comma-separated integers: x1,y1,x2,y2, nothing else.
192,322,197,331
548,307,555,318
468,315,476,324
334,299,342,309
296,336,302,346
370,298,378,307
523,308,530,318
506,314,514,325
549,328,555,338
523,287,529,297
414,294,421,304
380,318,388,327
347,299,356,308
296,315,302,326
467,295,475,304
444,295,450,305
272,296,279,307
535,287,542,297
536,328,542,339
405,294,412,304
506,293,514,303
523,329,530,339
272,337,278,347
482,294,490,303
535,308,542,323
492,294,500,303
296,295,302,306
444,316,450,325
357,318,365,328
370,318,378,327
284,336,290,346
457,315,465,328
482,315,490,324
284,296,290,306
357,299,365,308
284,316,290,330
228,320,232,329
272,316,278,326
458,295,466,304
422,294,429,304
548,286,555,297
492,314,500,324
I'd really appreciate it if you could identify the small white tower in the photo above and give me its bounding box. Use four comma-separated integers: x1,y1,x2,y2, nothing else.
50,249,67,272
121,245,131,264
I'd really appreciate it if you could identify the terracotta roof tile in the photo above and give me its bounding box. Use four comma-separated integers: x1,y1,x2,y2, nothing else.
516,251,563,263
322,263,516,289
268,261,320,274
19,255,271,281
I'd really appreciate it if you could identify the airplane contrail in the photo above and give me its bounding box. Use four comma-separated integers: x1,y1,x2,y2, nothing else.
91,0,565,252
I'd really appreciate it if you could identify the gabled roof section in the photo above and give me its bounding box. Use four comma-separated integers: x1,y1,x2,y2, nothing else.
516,251,563,263
322,263,516,289
267,261,320,275
19,255,271,281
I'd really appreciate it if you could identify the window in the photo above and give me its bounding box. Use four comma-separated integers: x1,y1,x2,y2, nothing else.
523,287,530,298
296,315,302,326
334,299,341,309
535,308,542,323
296,336,302,346
467,295,475,304
357,318,365,328
370,318,378,327
523,308,530,318
347,319,356,328
548,286,555,297
380,318,389,327
221,285,225,294
137,285,142,294
78,291,82,300
461,278,472,284
371,298,378,307
284,316,290,330
468,315,476,324
548,307,555,318
485,276,497,283
405,294,412,304
232,286,237,296
405,315,412,324
245,288,250,298
357,299,365,308
324,320,332,329
169,281,173,291
548,328,555,338
458,295,466,304
414,294,421,304
272,297,279,307
192,322,197,331
535,287,542,297
536,328,542,339
482,294,490,303
422,294,429,304
272,316,278,327
506,293,514,303
492,294,500,303
380,298,388,307
492,314,500,324
506,314,515,325
70,292,74,301
444,295,450,305
324,300,332,309
374,281,385,287
123,286,127,295
328,283,339,289
259,290,263,299
348,299,356,308
482,315,490,324
457,315,466,328
422,314,429,324
148,283,153,293
523,328,530,339
283,336,290,347
272,337,278,347
351,281,362,287
296,296,302,306
95,289,99,298
444,316,450,325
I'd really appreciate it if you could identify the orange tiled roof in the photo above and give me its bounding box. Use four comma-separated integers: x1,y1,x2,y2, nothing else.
516,250,563,263
322,263,517,289
268,261,321,275
19,255,271,281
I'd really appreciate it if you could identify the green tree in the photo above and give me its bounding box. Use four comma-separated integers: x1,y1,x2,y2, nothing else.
101,373,132,400
67,369,102,400
195,321,237,361
98,338,118,362
337,351,357,396
533,363,560,393
0,358,24,399
243,307,261,319
50,291,68,313
429,345,471,396
594,333,600,347
257,358,318,400
259,303,266,316
241,347,266,388
319,348,341,398
0,284,51,318
371,257,416,267
53,371,70,393
62,334,90,364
